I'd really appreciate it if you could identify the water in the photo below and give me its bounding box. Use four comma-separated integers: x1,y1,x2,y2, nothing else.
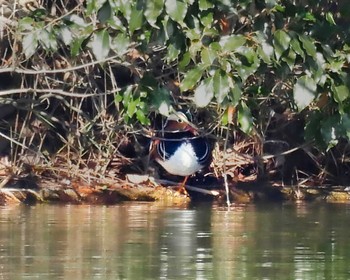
1,202,350,279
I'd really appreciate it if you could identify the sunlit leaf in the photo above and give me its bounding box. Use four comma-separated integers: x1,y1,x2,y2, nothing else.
273,30,291,60
129,6,144,33
18,17,34,31
290,37,305,60
198,0,213,11
59,26,73,45
282,49,296,70
299,34,316,58
136,109,150,125
303,12,316,22
151,87,172,116
127,99,138,117
179,52,191,70
194,77,214,107
23,33,38,58
165,0,187,24
64,14,88,27
333,84,349,103
293,75,317,111
213,70,231,104
257,41,274,63
326,12,336,25
238,102,253,133
200,11,213,28
310,52,326,84
86,0,107,15
220,35,246,52
90,29,110,60
111,33,130,55
201,47,217,66
166,43,181,62
180,66,204,91
144,0,164,27
70,37,85,57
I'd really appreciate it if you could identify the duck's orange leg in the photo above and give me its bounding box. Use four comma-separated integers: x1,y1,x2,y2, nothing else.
176,176,189,196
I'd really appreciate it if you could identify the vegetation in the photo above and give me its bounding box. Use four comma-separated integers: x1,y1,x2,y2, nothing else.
1,0,350,199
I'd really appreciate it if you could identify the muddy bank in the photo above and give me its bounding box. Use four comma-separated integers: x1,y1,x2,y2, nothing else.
1,173,350,206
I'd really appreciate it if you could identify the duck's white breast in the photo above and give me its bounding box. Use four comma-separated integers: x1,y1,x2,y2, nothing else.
156,142,203,176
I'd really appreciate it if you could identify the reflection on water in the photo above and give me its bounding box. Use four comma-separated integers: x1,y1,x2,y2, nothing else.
1,202,350,279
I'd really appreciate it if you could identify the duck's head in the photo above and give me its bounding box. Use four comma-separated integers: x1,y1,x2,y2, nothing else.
163,111,198,134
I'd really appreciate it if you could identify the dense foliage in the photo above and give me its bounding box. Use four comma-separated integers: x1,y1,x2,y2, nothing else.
1,0,350,184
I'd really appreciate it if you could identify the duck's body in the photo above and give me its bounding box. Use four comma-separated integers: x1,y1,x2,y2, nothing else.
152,112,212,193
155,130,210,176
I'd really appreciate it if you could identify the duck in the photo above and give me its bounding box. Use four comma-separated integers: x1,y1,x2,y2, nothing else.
151,111,213,194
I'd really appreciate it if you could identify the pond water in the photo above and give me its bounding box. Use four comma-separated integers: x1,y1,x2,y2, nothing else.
1,201,350,279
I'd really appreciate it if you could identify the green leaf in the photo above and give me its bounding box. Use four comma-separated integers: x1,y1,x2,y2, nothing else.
90,29,110,60
303,12,316,22
304,111,324,147
116,0,132,20
127,99,138,117
136,109,150,125
299,34,316,58
19,17,35,31
23,33,38,58
111,33,130,55
179,52,191,70
86,0,107,15
238,102,253,133
201,47,217,66
70,37,85,57
198,0,213,11
290,37,305,60
257,41,274,63
320,115,341,150
144,0,164,27
189,40,202,59
59,26,73,45
341,114,350,140
180,66,204,91
129,6,144,33
97,1,112,23
151,87,172,116
273,30,291,60
165,0,188,24
326,12,336,25
333,84,350,103
220,35,246,52
293,75,317,111
282,49,296,70
194,77,214,107
231,83,242,105
236,47,260,81
200,12,214,28
64,14,88,27
213,70,231,104
166,43,181,62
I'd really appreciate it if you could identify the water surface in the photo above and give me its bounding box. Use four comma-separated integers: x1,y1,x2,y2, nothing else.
1,202,350,279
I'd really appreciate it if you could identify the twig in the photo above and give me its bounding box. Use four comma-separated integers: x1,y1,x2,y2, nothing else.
155,178,220,196
0,131,42,157
0,175,12,189
0,88,115,98
223,123,231,206
0,54,123,74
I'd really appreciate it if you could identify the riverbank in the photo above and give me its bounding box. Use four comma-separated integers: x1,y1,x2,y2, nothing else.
1,171,350,206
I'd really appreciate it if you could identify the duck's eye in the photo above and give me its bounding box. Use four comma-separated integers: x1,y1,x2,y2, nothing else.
177,118,183,123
